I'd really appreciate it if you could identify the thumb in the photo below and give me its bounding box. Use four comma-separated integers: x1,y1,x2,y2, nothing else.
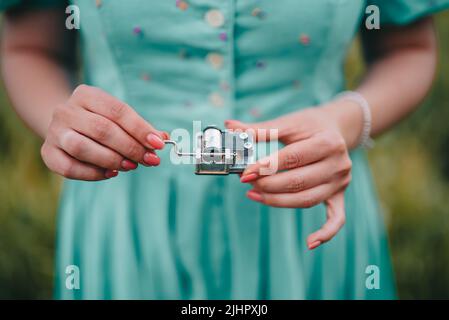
224,119,283,142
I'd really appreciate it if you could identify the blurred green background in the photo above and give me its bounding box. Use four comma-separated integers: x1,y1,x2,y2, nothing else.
0,12,449,299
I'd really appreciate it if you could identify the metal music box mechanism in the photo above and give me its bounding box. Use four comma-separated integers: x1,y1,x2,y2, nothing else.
164,126,255,175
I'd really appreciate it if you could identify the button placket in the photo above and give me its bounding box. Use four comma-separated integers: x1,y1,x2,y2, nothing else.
204,3,234,115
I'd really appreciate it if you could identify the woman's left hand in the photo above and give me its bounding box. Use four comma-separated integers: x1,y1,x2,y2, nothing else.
225,103,358,249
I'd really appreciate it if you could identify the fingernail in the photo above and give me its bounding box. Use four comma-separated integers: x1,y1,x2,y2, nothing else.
308,241,322,250
143,152,161,166
247,190,264,202
146,133,165,150
105,170,119,179
121,159,138,171
240,173,258,183
224,120,237,127
162,131,170,140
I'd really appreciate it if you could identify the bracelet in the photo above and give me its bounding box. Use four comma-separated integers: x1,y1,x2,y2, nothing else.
335,91,374,149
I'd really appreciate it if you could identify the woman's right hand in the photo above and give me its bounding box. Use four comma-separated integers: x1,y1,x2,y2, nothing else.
41,85,167,181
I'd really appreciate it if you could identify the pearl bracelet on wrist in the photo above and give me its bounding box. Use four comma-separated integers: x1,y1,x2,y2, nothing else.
335,90,374,149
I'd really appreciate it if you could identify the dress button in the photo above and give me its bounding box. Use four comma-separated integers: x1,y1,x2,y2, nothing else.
206,53,224,69
209,92,225,108
205,9,225,28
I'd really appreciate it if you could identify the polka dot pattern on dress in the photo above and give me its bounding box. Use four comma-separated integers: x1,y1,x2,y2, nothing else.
133,26,143,36
250,107,262,118
176,0,189,11
209,92,225,108
219,32,228,42
220,81,230,91
252,8,267,19
140,2,305,109
299,33,311,46
141,73,151,82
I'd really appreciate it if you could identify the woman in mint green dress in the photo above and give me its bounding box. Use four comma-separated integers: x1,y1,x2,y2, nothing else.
1,0,448,299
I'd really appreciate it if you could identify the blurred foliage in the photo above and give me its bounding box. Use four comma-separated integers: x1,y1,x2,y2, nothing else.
0,12,449,299
0,88,60,299
346,12,449,299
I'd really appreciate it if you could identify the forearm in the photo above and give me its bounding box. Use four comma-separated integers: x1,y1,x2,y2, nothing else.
1,50,73,138
358,43,436,135
324,19,437,149
1,9,75,139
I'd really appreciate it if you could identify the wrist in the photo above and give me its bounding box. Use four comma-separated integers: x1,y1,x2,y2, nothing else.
320,98,364,150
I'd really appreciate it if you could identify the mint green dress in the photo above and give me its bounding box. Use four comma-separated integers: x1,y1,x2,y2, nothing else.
2,0,449,300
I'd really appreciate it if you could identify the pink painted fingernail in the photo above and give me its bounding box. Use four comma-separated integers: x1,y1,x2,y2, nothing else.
143,152,161,166
308,241,322,250
240,173,258,183
247,190,264,202
162,131,170,140
105,170,119,179
146,133,165,150
121,159,138,171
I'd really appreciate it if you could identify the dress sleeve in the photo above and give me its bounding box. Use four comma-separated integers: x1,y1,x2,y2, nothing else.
0,0,66,12
368,0,449,25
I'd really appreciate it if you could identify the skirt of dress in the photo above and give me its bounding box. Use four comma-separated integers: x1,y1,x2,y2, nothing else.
54,146,396,300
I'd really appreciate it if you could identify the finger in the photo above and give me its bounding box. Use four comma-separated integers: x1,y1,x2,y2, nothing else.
41,143,114,181
57,128,126,170
307,191,346,250
143,150,161,166
250,160,333,193
161,131,170,140
71,85,165,150
242,133,337,177
224,119,284,142
67,106,158,165
247,183,337,208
